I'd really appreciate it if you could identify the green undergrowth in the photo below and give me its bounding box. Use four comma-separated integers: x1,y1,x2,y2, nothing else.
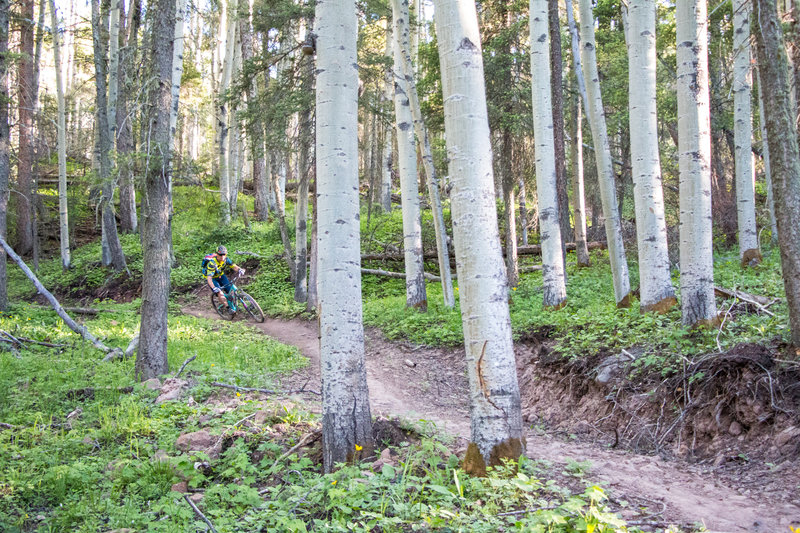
0,304,657,532
359,209,790,376
0,303,306,531
7,186,791,381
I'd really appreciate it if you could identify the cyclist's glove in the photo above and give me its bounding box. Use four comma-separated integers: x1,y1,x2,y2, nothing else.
239,269,246,276
212,287,221,294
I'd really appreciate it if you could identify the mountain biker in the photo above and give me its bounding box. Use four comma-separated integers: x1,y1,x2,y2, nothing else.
203,245,245,313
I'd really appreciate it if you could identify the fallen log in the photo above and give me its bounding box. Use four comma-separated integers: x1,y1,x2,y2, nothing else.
361,241,607,261
361,268,447,282
210,381,321,396
713,286,776,317
0,236,124,359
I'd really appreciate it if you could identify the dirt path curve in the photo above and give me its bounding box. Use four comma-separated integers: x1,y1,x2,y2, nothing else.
183,306,800,532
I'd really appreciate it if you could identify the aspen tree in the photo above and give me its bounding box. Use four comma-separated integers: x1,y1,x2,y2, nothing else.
0,0,8,310
315,0,374,471
218,0,238,224
391,0,454,307
50,0,70,270
380,22,394,213
530,0,567,308
91,0,127,271
240,12,269,220
392,1,427,311
433,0,524,476
627,0,675,312
117,0,141,233
754,0,800,347
755,67,778,245
570,0,631,307
677,0,717,326
733,0,760,266
295,19,313,304
571,90,590,267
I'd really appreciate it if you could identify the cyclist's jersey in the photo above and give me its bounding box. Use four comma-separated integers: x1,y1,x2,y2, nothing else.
202,254,233,279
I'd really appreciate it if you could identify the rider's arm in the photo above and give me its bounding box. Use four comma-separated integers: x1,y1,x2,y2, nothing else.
207,275,219,292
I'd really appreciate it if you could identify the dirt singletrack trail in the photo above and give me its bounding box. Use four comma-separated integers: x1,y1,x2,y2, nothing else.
182,305,800,532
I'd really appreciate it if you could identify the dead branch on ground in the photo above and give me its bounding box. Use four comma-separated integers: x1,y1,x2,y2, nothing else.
713,286,776,316
361,268,445,281
0,236,126,359
210,381,321,396
174,354,197,378
271,430,322,470
182,494,218,533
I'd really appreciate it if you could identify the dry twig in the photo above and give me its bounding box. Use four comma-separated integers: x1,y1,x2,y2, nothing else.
174,354,197,378
271,430,322,470
210,381,321,396
182,494,217,533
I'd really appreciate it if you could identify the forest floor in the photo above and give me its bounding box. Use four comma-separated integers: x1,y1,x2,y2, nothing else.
182,300,800,533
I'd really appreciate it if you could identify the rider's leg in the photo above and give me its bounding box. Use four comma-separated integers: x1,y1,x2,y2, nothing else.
218,275,233,308
213,278,227,307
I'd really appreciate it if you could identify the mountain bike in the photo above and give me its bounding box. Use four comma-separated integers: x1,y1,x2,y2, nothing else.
210,272,265,323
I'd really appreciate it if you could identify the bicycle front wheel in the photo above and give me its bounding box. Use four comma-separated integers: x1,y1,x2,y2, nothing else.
210,293,233,320
238,292,265,323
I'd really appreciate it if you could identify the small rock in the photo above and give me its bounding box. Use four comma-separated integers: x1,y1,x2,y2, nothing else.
729,421,743,436
189,493,204,504
713,454,727,467
380,448,393,463
143,378,162,390
403,359,416,368
774,426,800,448
171,481,188,493
574,420,591,434
175,430,220,459
156,378,188,404
67,408,83,419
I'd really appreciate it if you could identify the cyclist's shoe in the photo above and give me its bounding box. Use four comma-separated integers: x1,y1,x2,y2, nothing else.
226,306,235,316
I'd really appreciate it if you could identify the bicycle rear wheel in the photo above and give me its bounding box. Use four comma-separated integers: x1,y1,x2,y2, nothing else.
238,292,265,323
210,293,233,320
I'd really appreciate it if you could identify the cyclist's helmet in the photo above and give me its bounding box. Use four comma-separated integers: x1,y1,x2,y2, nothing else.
216,245,228,255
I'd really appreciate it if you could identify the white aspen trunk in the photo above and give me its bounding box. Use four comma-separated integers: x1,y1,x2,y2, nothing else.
381,22,394,212
295,36,313,304
0,0,9,310
433,0,524,476
572,0,631,307
530,0,567,308
519,178,529,246
50,0,70,270
392,0,430,311
627,0,675,312
411,0,420,66
677,0,717,326
228,35,243,217
108,0,120,142
733,0,760,266
315,0,374,472
571,92,590,267
218,0,237,224
168,0,187,155
755,67,778,245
